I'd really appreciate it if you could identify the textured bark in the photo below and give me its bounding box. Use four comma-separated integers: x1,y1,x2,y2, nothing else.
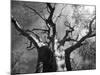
65,48,73,71
65,53,72,71
37,46,57,72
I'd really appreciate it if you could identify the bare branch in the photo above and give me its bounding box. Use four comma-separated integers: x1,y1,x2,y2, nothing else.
59,16,96,50
58,35,78,48
26,41,35,50
65,17,96,53
11,16,23,32
11,16,40,49
46,3,55,24
32,28,49,32
65,16,96,54
88,16,96,34
46,5,51,13
23,4,55,45
23,4,46,21
88,33,96,37
64,21,75,31
58,22,76,47
53,5,66,23
46,3,55,12
23,4,52,34
25,29,42,42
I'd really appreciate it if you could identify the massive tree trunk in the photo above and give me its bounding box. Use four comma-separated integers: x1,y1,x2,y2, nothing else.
36,46,57,72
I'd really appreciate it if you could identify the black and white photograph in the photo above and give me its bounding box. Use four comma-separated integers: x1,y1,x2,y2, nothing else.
11,0,96,74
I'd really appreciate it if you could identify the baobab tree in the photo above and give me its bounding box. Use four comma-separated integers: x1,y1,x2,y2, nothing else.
11,1,96,74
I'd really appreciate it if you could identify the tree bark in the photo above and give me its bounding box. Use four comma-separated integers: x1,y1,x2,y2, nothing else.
65,50,72,71
35,46,57,72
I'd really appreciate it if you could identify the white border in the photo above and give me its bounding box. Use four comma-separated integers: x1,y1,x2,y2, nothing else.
0,0,99,75
16,0,96,5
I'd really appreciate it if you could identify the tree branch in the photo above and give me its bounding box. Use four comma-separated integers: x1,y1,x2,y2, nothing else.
64,21,75,32
46,3,55,25
65,16,96,54
11,16,40,49
32,28,49,33
88,16,96,34
46,3,54,12
23,4,52,39
23,4,46,21
58,22,76,47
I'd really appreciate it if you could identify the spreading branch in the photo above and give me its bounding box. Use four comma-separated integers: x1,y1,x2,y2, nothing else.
11,16,40,49
65,16,96,54
23,4,51,38
23,3,56,49
26,29,43,42
58,22,76,47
